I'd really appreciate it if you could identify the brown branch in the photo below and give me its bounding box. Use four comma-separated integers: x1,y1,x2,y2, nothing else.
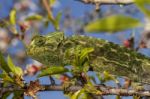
42,0,54,21
1,85,150,97
41,0,60,31
76,0,134,11
44,85,150,97
77,0,134,4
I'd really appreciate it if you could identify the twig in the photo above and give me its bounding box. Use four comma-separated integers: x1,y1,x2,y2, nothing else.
76,0,134,11
76,0,134,4
41,0,60,31
1,85,150,97
42,0,54,20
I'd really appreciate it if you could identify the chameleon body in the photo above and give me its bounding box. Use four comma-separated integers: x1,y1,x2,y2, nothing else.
27,32,150,83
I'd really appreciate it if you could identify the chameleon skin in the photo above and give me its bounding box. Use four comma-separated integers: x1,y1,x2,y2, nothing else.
27,32,150,83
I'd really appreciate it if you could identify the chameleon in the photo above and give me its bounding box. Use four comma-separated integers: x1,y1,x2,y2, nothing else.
27,32,150,83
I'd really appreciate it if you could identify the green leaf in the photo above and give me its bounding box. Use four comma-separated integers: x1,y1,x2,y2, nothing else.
25,14,43,21
70,89,92,99
7,56,23,76
9,9,18,35
80,48,94,63
0,72,14,83
10,26,18,35
116,95,121,99
56,12,62,24
102,71,118,83
1,92,12,99
0,20,9,28
0,74,7,78
78,47,94,69
10,9,16,25
49,0,56,6
50,12,62,31
71,90,83,99
38,66,69,77
85,15,141,33
135,0,150,18
80,93,92,99
7,56,16,73
13,91,24,99
72,46,94,67
55,12,62,30
0,51,11,72
14,66,23,76
133,95,141,99
84,84,102,95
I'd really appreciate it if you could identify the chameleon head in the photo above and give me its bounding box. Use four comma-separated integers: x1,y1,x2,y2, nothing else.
27,32,65,66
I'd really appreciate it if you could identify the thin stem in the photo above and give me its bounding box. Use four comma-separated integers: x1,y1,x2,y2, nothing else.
42,0,54,20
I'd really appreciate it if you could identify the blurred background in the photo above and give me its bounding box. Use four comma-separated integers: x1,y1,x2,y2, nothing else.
0,0,150,99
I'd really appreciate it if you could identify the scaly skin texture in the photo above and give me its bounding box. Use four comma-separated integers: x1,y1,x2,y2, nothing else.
27,32,150,83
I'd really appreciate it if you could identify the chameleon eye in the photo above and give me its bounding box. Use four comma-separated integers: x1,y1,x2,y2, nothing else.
34,37,45,46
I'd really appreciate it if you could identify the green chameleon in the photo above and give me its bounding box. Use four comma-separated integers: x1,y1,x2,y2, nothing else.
27,32,150,83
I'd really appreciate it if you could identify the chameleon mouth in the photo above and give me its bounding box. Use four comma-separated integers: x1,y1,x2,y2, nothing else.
27,46,51,64
27,46,49,57
27,46,62,66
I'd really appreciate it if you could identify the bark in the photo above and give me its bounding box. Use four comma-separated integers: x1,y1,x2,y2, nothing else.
77,0,134,4
1,85,150,97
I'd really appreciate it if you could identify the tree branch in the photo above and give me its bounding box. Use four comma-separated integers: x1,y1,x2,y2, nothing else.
44,85,150,97
42,0,54,21
77,0,134,4
1,85,150,97
76,0,134,11
41,0,60,30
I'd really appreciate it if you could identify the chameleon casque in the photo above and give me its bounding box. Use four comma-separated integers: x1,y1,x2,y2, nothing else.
27,32,150,83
